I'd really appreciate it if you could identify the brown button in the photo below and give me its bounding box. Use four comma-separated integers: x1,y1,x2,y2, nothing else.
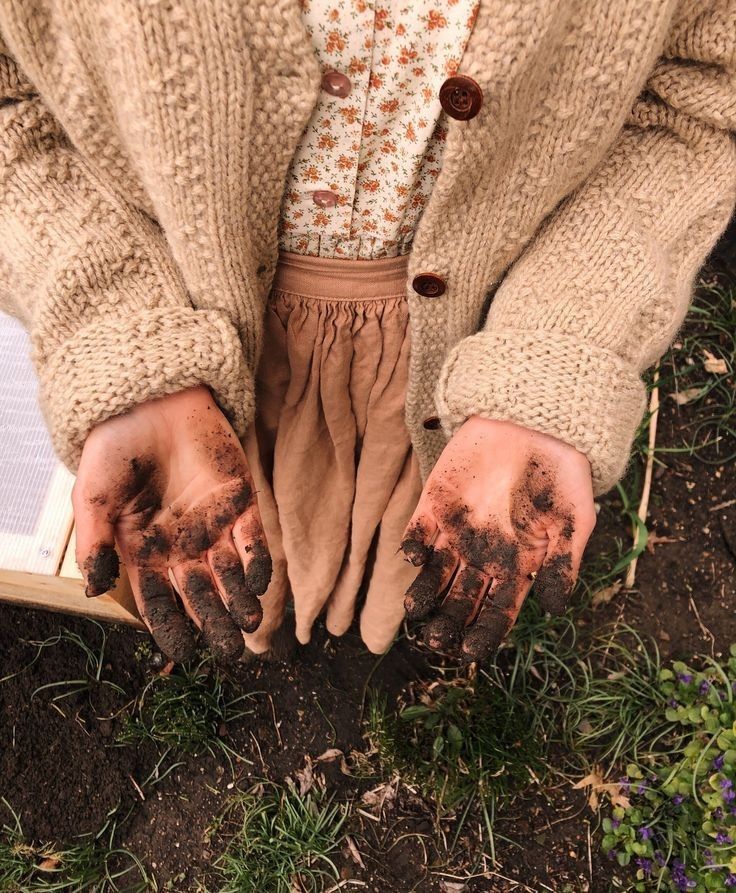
439,75,483,121
412,272,446,298
312,190,338,208
423,416,442,431
321,69,352,98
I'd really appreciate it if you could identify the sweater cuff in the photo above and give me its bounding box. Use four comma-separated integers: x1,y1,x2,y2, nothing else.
39,307,255,471
435,331,647,495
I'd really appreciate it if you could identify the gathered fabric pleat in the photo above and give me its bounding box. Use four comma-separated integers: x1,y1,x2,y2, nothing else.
242,250,423,655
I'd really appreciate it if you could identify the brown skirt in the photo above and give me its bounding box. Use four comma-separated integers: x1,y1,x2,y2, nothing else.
242,251,423,655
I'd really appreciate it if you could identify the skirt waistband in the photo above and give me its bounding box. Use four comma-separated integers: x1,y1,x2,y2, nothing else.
272,250,410,301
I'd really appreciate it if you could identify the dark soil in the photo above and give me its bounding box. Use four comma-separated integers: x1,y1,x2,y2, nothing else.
0,230,733,892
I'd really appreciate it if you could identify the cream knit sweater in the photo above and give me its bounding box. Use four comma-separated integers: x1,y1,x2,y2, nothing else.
1,1,734,494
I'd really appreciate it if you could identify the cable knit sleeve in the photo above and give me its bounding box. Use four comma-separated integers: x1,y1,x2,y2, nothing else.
435,0,736,495
0,42,253,471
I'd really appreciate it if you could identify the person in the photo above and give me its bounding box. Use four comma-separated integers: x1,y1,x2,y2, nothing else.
0,1,733,665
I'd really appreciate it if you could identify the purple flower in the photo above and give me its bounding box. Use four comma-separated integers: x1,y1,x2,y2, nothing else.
678,673,694,684
639,826,653,840
636,781,648,794
725,789,736,804
730,807,736,816
606,849,616,861
654,850,666,866
700,679,711,694
726,875,736,888
619,775,630,788
714,754,726,770
714,807,725,820
611,819,621,829
672,794,686,806
636,857,652,875
716,832,733,845
720,778,733,790
668,698,679,708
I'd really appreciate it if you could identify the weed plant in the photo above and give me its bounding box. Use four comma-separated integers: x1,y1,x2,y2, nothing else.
0,802,151,892
207,784,346,893
116,659,255,765
602,646,736,891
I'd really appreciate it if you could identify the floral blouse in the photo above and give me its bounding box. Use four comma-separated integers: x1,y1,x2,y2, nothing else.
277,0,479,260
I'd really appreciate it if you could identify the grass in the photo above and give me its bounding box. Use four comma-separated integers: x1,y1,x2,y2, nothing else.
116,658,258,771
205,784,347,893
0,802,152,893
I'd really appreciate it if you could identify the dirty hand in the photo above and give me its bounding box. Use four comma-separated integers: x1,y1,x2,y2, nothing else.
401,416,596,662
72,385,272,663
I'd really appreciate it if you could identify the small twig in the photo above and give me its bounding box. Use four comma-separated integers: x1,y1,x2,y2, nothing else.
268,693,283,747
586,820,593,888
710,498,736,512
323,882,367,892
688,593,716,657
625,365,660,588
128,775,146,801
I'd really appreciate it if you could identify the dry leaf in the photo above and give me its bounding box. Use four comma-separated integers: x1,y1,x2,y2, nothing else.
316,748,351,775
592,581,622,607
440,882,466,893
646,532,684,554
573,765,631,812
37,858,61,872
669,387,703,406
346,835,366,869
294,758,314,796
703,350,729,375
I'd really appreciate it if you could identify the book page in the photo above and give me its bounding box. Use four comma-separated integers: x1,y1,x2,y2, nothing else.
0,313,74,575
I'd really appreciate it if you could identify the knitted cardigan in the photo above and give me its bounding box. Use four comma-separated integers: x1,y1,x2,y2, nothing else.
1,1,734,494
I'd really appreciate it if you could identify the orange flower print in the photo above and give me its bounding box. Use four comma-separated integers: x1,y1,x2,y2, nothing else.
363,180,380,193
422,86,433,103
396,23,406,35
445,57,459,76
304,165,319,182
337,154,355,170
381,139,396,154
369,73,382,89
325,30,345,53
398,46,418,65
349,57,367,75
319,117,332,129
412,66,425,77
405,122,417,142
362,121,375,138
328,8,339,21
375,8,389,29
427,10,448,30
379,98,399,115
314,211,330,226
318,133,337,149
339,105,361,124
383,210,398,222
396,184,409,197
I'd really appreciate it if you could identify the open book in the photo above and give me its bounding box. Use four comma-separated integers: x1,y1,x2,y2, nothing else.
0,312,140,626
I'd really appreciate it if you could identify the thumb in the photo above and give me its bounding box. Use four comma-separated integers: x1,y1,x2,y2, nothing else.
71,483,120,597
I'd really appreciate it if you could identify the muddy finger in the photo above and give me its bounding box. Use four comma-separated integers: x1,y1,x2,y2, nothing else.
403,538,457,620
422,565,489,651
133,567,197,664
208,539,264,633
232,510,273,598
534,551,575,616
461,576,531,663
173,561,245,663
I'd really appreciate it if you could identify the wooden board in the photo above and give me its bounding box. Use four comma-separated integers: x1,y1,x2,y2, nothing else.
0,525,144,629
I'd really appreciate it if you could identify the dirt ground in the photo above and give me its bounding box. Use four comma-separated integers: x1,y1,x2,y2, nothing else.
0,226,734,892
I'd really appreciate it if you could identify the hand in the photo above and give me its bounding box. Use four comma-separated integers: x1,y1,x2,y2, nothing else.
72,386,272,663
400,416,596,662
